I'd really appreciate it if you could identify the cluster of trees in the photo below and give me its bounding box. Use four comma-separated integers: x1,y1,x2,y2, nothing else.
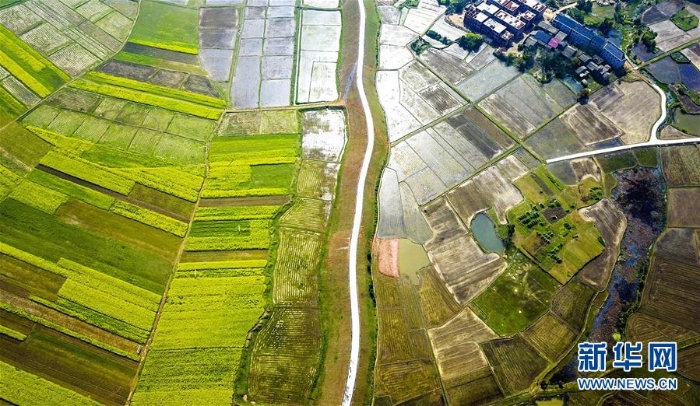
538,50,574,79
496,48,535,72
457,32,483,51
426,30,452,45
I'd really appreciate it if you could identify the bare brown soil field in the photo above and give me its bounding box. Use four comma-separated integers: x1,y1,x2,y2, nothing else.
661,145,700,186
668,188,700,227
627,312,699,344
521,312,577,363
595,81,659,144
425,232,506,304
443,366,504,405
561,104,622,145
374,360,442,405
679,344,700,381
198,196,291,207
447,156,527,224
639,257,700,333
373,237,399,278
653,228,699,265
551,280,597,332
417,266,460,327
428,309,497,381
481,335,548,396
577,199,627,290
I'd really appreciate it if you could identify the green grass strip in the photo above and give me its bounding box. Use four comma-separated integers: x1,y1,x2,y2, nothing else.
0,25,69,96
26,170,116,210
70,79,222,119
9,180,68,214
32,296,150,344
0,324,26,340
26,126,93,156
0,85,26,115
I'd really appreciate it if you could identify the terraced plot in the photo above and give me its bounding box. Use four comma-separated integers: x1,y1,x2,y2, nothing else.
246,109,346,405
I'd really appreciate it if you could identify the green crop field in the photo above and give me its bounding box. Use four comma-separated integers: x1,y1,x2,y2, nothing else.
0,25,69,98
509,167,605,284
129,1,200,55
471,251,560,336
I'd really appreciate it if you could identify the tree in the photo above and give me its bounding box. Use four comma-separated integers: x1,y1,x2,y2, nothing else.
599,18,614,35
576,0,592,13
578,88,591,103
515,49,535,72
538,50,573,78
458,33,483,51
569,8,586,23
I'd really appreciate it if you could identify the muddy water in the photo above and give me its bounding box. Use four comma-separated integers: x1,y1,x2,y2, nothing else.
398,239,430,284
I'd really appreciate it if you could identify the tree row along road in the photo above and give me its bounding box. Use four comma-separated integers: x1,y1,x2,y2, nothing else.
547,81,700,163
342,0,374,404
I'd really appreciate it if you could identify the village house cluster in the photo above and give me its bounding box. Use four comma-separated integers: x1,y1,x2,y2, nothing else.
465,0,626,80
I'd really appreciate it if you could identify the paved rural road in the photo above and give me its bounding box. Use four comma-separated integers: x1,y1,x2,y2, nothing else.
342,0,374,404
547,81,700,163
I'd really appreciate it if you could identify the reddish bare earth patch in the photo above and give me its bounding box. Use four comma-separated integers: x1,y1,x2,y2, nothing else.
374,238,399,278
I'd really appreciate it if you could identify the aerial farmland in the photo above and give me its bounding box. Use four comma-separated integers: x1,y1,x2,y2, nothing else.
0,0,350,404
1,0,700,404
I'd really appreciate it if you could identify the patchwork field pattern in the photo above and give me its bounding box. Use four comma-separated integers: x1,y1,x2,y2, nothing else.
134,111,302,403
527,81,661,159
248,109,346,404
233,0,297,108
296,10,341,103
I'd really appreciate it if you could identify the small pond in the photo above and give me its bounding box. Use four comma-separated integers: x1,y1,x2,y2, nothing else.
674,109,700,136
398,239,430,284
470,212,505,254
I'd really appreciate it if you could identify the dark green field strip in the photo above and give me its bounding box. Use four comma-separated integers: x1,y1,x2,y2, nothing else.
128,184,195,221
37,164,127,198
35,165,193,223
0,329,136,405
0,199,173,294
0,25,69,97
35,297,150,344
189,220,251,238
0,123,51,168
0,253,65,302
129,0,200,55
121,43,200,64
0,309,34,338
